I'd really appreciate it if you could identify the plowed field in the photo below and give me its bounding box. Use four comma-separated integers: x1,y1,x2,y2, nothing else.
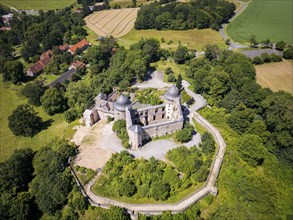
84,8,139,38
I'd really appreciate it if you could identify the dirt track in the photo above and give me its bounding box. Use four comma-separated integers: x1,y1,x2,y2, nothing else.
84,8,139,38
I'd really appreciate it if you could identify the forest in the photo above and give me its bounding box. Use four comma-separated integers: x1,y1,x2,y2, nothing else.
134,0,235,30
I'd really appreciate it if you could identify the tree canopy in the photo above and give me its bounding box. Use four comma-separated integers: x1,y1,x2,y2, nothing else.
8,104,43,137
135,0,235,31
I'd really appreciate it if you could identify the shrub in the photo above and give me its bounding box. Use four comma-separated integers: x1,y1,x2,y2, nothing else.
283,45,293,59
167,73,176,82
113,120,130,149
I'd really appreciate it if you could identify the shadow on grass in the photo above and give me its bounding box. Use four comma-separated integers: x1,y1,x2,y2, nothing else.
40,119,54,131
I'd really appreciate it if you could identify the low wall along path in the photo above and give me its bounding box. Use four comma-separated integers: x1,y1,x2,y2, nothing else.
71,87,227,215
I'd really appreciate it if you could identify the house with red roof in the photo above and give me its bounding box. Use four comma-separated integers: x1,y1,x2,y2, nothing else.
69,39,90,55
26,56,52,77
59,44,69,52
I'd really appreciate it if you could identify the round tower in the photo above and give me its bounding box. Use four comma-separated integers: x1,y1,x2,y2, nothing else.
164,85,180,119
113,93,132,120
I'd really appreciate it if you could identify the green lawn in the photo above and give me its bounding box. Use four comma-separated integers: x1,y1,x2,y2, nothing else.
227,0,293,43
0,0,76,10
119,29,227,51
0,77,79,162
109,0,153,8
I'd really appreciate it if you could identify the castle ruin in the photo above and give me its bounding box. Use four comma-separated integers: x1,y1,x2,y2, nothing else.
83,86,184,150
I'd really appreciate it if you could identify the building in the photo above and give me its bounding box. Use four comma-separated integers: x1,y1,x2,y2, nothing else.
83,86,184,150
26,55,52,77
59,44,70,52
1,13,13,26
69,39,90,55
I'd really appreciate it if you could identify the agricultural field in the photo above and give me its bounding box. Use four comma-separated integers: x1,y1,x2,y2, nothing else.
0,0,76,10
255,60,293,94
119,29,226,51
0,78,78,162
84,8,139,38
227,0,293,43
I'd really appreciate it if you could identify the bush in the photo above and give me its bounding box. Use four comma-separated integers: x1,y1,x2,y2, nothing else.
275,40,286,51
270,53,282,62
113,120,130,149
175,123,194,143
200,132,215,155
283,45,293,59
64,108,78,122
252,56,264,65
106,116,114,123
167,73,176,82
260,53,271,63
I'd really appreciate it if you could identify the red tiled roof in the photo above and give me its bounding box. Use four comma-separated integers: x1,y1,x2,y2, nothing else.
0,27,11,31
69,39,89,54
40,50,53,60
28,56,52,75
59,44,69,51
71,60,86,69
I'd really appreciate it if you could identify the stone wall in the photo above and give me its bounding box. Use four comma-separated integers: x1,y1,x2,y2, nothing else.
142,119,184,140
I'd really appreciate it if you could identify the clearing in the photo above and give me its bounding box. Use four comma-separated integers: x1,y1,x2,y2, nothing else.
0,77,78,162
84,8,139,38
227,0,293,43
0,0,76,10
119,29,226,51
255,60,293,94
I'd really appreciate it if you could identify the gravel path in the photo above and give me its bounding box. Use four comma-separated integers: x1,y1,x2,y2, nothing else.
82,110,226,215
134,70,171,89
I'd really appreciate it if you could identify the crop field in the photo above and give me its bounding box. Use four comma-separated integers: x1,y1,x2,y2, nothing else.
0,78,78,162
0,0,76,10
227,0,293,43
119,29,226,51
255,60,293,94
85,8,139,38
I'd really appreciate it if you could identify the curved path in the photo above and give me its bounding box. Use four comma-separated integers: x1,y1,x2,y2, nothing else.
219,0,250,49
72,85,226,215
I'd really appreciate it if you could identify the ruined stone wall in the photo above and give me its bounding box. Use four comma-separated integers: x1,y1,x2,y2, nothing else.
142,119,184,140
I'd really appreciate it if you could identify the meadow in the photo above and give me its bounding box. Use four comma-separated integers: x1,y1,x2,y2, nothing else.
255,60,293,94
0,0,76,10
227,0,293,43
0,78,79,162
119,29,226,51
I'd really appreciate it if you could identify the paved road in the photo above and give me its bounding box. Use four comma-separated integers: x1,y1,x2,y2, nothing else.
219,0,250,49
182,80,207,111
49,68,77,87
76,86,226,215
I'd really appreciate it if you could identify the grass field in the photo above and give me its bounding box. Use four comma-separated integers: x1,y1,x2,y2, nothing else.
0,77,79,162
119,29,227,51
0,0,76,10
109,0,152,8
255,60,293,94
227,0,293,43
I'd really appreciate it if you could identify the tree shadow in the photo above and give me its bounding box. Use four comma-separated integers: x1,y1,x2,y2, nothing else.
40,119,54,131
